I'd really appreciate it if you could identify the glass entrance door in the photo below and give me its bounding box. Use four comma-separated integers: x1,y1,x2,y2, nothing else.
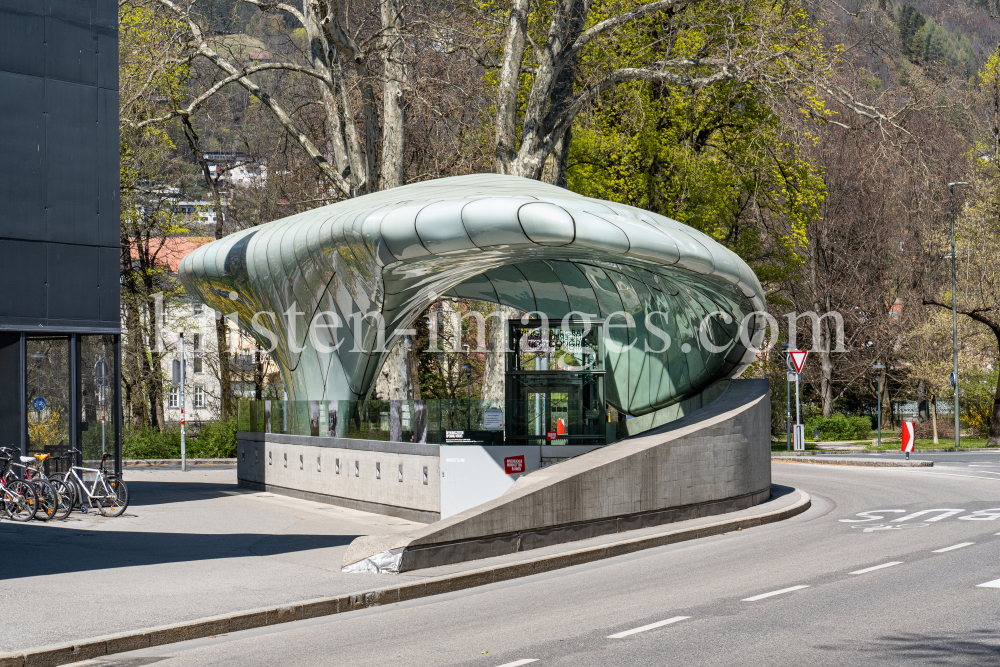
526,386,571,445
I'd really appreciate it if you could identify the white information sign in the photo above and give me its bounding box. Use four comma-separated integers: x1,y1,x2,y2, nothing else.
484,408,504,430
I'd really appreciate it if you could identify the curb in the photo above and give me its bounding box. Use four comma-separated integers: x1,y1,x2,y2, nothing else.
773,448,999,456
0,490,810,667
772,457,932,468
107,459,237,466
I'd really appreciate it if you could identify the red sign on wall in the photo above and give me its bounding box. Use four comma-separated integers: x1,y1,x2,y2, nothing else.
504,455,526,475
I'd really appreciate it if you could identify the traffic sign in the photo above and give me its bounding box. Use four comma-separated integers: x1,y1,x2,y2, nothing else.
789,350,808,374
949,372,957,388
31,397,46,412
901,421,915,453
546,431,558,441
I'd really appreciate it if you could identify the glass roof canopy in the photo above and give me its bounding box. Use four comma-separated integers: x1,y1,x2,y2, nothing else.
179,174,766,417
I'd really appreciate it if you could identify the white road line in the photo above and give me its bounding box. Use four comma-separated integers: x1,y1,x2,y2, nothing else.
850,562,903,575
977,579,1000,588
933,542,975,553
495,660,539,667
742,585,809,602
607,616,691,639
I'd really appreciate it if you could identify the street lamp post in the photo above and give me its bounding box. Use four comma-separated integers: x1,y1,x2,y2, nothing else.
873,363,885,448
781,344,791,452
948,181,968,449
461,362,473,433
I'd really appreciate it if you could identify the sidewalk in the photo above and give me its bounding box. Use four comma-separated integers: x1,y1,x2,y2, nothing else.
0,468,806,659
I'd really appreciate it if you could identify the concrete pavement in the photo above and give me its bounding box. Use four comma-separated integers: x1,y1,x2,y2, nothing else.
0,466,803,659
55,452,1000,667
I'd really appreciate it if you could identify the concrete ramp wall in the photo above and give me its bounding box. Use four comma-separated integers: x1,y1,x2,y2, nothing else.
343,379,771,572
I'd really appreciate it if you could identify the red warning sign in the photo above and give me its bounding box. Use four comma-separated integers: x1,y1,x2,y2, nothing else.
901,421,914,453
504,455,525,475
546,431,558,441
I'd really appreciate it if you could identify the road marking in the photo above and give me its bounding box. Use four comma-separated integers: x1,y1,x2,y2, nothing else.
607,616,690,639
850,562,903,574
933,542,974,553
977,579,1000,588
495,660,539,667
742,585,809,602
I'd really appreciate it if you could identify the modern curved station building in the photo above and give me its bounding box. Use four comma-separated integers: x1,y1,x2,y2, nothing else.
181,174,765,416
183,175,774,564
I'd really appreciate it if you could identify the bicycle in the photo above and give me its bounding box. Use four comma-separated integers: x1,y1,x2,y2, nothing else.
51,448,129,517
3,447,75,520
0,446,58,521
0,450,38,521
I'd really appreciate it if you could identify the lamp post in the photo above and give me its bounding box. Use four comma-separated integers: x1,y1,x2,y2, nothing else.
781,343,791,451
461,362,473,433
948,181,968,449
873,363,885,448
179,332,187,472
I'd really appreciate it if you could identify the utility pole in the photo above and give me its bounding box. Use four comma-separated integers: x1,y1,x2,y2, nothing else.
781,344,791,451
948,181,968,449
180,332,187,472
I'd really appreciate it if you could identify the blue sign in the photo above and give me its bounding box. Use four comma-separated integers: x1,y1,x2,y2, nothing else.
31,397,46,412
950,372,957,389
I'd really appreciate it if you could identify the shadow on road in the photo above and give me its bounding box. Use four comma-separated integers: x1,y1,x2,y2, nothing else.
817,630,1000,665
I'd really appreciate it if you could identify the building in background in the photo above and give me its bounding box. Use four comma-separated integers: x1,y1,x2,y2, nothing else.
0,0,120,468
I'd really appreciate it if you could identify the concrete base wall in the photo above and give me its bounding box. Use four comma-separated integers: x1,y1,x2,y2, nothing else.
237,433,442,522
342,379,772,572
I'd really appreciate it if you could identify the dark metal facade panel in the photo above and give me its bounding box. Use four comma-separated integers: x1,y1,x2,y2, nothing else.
46,78,100,245
97,86,120,245
0,240,48,319
0,71,46,241
0,1,119,331
99,245,120,323
48,243,101,322
45,9,100,87
0,8,45,78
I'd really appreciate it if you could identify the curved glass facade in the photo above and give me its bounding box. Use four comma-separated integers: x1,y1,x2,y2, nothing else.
179,174,766,417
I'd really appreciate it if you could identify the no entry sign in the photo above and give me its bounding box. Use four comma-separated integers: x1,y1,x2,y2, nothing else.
901,421,915,453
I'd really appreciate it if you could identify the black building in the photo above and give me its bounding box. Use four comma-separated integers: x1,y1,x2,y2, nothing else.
0,0,121,469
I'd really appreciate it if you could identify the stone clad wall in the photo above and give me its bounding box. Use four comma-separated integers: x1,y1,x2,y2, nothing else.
342,379,772,572
237,433,441,523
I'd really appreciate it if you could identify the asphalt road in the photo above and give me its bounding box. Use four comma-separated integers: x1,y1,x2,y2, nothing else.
78,453,1000,667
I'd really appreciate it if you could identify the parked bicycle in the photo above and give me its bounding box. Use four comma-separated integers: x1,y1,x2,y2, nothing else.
50,448,129,517
0,446,58,521
0,449,38,521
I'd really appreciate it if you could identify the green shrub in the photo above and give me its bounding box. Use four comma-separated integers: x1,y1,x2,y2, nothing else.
122,419,237,459
189,419,237,458
122,428,181,459
804,414,872,441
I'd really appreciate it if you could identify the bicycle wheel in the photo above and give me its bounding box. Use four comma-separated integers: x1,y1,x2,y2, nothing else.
32,479,57,521
3,480,37,521
47,478,75,520
98,477,129,517
50,472,81,511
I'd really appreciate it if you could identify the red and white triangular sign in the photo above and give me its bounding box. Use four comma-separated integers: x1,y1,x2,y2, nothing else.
789,350,808,373
901,422,915,453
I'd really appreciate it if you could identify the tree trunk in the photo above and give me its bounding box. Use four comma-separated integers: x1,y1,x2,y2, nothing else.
484,304,516,400
379,0,405,190
494,0,531,174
